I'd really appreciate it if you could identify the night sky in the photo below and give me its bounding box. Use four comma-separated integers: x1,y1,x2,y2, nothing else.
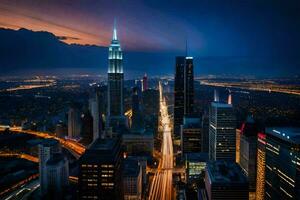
0,0,299,77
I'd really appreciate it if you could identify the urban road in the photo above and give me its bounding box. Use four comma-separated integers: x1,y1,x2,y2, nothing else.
148,82,174,200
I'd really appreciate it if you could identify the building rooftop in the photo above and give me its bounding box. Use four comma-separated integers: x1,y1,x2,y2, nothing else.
46,153,65,166
211,102,233,108
185,153,208,162
206,160,248,185
266,127,300,144
80,138,121,163
123,159,140,177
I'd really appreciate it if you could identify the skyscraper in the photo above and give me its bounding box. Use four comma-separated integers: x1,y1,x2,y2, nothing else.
45,153,69,198
38,139,61,195
209,102,236,161
141,73,148,92
256,132,266,200
79,138,122,199
68,106,81,139
89,86,105,140
264,128,300,199
122,158,143,200
131,87,144,132
239,115,258,200
180,116,202,156
174,56,194,138
107,21,124,128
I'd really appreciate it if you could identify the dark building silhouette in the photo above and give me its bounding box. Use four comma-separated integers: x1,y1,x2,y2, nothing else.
181,116,202,156
79,138,122,199
205,160,249,200
131,87,143,131
174,56,194,138
201,111,209,153
81,110,93,144
142,73,148,92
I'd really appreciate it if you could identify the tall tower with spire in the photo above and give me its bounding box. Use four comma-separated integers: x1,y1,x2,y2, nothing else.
107,20,124,128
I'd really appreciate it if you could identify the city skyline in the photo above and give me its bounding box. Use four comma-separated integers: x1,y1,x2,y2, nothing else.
0,1,300,200
0,0,300,77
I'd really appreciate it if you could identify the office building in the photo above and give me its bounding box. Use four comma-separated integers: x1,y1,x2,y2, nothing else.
209,102,236,161
122,159,142,200
185,153,208,184
131,87,143,131
68,106,81,138
81,110,93,144
236,128,241,163
122,130,154,157
89,87,106,140
256,132,266,200
141,73,148,92
45,153,69,198
264,128,300,199
205,160,249,200
174,56,194,138
239,115,258,199
79,138,122,199
38,139,61,195
201,112,209,153
180,116,202,156
107,21,124,128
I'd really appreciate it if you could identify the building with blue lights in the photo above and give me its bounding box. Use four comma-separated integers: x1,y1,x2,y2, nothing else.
107,21,124,128
209,102,236,161
264,127,300,199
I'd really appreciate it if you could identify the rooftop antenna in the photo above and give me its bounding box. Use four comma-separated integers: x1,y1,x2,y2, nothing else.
113,17,117,40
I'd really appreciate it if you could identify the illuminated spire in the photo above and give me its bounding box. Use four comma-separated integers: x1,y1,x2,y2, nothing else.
113,18,117,40
228,90,232,104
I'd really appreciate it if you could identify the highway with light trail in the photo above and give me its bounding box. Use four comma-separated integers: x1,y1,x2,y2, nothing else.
148,82,173,200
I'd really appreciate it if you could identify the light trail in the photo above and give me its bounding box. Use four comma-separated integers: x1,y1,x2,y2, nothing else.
0,152,38,163
1,127,85,158
148,82,173,200
200,80,300,96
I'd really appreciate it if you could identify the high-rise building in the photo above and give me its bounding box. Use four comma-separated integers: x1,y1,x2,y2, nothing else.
174,56,194,138
45,153,69,198
239,115,258,200
141,73,148,92
180,116,202,156
68,106,81,138
122,158,142,200
204,160,249,200
131,87,143,131
81,110,93,144
89,87,105,140
264,128,300,199
79,138,122,199
55,121,67,138
38,139,61,195
236,128,241,163
185,152,208,184
209,102,236,161
201,111,209,153
256,132,266,200
107,21,124,128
